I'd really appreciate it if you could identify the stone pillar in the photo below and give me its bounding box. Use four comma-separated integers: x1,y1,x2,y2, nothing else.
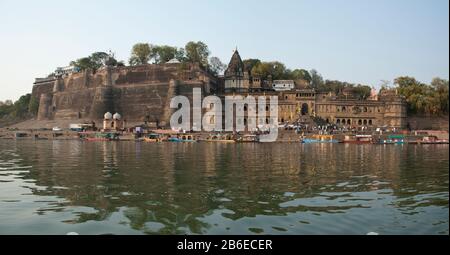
52,77,65,93
105,66,113,87
161,79,178,127
37,93,53,120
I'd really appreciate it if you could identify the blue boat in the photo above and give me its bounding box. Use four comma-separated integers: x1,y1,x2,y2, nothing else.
168,134,197,143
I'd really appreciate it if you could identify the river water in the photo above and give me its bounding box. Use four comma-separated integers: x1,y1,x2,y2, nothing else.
0,140,448,235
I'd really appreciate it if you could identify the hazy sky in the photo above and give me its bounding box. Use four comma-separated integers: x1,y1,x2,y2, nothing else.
0,0,448,101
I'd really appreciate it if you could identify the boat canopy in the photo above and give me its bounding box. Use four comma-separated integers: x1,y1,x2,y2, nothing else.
388,135,405,139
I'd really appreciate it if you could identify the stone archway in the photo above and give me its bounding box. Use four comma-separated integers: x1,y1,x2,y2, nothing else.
301,103,309,116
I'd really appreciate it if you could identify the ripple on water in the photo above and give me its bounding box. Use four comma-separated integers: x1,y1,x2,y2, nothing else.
0,140,448,234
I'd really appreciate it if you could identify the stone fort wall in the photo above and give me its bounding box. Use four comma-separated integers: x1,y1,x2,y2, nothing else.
32,63,218,126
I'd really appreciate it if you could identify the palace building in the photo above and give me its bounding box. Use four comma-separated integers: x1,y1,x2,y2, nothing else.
221,49,407,128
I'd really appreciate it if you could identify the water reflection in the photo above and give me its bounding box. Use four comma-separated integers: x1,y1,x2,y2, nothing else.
0,140,448,234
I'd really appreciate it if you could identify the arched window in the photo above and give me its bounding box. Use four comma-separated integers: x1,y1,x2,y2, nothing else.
337,119,341,125
358,119,362,125
368,120,373,125
347,119,351,125
363,120,367,125
364,107,368,112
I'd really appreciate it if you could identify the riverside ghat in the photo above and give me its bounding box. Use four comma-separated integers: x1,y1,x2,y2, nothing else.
1,110,448,144
3,49,448,144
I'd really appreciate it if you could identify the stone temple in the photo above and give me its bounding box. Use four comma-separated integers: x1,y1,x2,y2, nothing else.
32,49,407,129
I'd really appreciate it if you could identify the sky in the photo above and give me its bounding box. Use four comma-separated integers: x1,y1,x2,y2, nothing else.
0,0,448,101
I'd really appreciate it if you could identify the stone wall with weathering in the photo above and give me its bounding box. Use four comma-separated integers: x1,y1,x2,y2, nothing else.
32,63,218,126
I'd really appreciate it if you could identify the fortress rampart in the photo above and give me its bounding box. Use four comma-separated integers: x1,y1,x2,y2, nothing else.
32,63,218,126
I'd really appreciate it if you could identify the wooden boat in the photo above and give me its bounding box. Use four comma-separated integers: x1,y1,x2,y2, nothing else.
235,134,259,143
168,134,197,142
143,133,162,143
83,132,119,141
14,132,28,139
375,135,405,144
343,135,373,144
205,134,235,143
418,136,449,144
301,134,340,144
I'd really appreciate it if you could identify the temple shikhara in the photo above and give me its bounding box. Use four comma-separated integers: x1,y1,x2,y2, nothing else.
32,49,407,129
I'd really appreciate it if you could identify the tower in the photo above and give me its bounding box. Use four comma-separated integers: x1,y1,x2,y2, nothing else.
224,49,249,93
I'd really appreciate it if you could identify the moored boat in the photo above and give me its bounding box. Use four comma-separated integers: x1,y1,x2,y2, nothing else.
300,135,340,143
143,133,162,142
376,135,406,144
343,135,373,144
82,132,119,141
168,134,197,142
418,136,449,144
205,134,235,143
235,134,259,143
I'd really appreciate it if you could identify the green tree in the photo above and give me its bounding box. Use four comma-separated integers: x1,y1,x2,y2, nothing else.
352,85,372,100
28,96,39,115
185,41,210,67
271,61,288,80
251,61,290,80
70,57,94,71
394,76,449,115
251,62,272,80
431,77,449,113
129,43,152,66
11,94,32,118
291,69,312,83
174,48,186,62
310,69,324,89
90,52,109,69
208,57,226,75
395,76,427,114
0,94,32,119
70,51,119,71
152,45,178,64
243,59,261,72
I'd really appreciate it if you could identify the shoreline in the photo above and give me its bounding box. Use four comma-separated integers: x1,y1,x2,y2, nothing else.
1,128,448,143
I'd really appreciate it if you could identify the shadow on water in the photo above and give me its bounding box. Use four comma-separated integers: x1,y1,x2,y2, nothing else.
0,140,448,234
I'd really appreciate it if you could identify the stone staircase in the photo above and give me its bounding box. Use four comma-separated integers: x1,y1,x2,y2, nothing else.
297,115,318,127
